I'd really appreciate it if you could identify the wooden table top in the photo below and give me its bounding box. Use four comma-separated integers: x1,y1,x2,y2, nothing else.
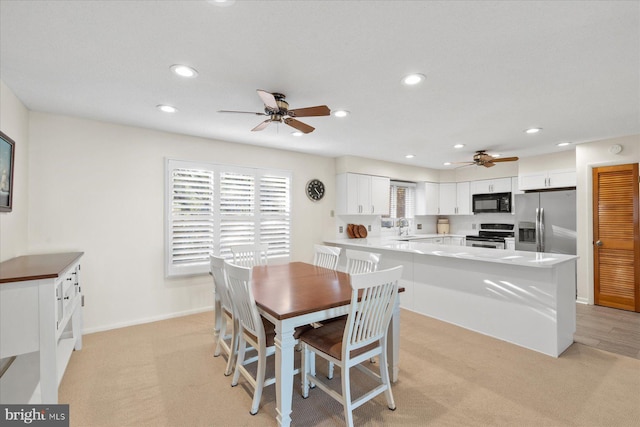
251,262,353,320
0,252,84,284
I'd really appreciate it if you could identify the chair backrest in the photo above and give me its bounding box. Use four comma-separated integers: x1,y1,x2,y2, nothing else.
210,254,233,314
343,266,402,356
230,243,269,268
313,244,341,270
224,260,264,341
345,249,381,274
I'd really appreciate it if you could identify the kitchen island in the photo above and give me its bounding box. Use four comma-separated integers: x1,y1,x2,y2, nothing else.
325,238,578,357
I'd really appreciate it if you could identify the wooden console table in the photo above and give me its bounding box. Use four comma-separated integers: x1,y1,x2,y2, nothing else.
0,252,84,404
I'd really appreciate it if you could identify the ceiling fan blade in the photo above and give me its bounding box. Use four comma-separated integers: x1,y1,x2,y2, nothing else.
491,156,520,162
284,118,315,134
218,110,267,115
251,119,272,132
483,161,496,168
287,105,331,117
257,90,279,111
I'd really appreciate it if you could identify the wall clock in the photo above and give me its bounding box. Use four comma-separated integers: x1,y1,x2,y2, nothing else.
306,179,325,201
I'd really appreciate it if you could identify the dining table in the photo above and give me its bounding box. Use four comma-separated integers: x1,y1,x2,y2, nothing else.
242,261,402,427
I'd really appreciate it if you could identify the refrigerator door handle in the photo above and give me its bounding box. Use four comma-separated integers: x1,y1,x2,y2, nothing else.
539,208,545,252
535,208,540,251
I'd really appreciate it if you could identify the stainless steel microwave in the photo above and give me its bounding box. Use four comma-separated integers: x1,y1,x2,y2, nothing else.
472,192,512,213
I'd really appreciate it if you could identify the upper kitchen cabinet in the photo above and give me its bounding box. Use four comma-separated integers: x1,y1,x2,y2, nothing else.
518,168,576,191
470,177,512,195
439,182,471,215
336,173,390,215
415,182,439,215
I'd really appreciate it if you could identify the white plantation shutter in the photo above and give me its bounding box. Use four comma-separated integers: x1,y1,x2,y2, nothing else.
168,167,215,273
219,171,256,259
259,175,291,260
165,160,291,276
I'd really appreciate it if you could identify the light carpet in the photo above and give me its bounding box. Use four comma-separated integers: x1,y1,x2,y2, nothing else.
59,310,640,426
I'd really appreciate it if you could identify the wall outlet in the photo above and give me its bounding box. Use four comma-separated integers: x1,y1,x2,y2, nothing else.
472,223,477,230
368,225,371,231
417,224,422,230
339,226,344,233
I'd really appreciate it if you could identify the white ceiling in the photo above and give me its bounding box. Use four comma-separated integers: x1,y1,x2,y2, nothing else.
1,0,638,169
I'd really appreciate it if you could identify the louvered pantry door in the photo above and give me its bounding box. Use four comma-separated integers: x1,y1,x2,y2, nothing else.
593,163,640,312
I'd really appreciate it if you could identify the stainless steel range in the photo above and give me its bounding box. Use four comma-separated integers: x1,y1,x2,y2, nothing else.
466,223,514,249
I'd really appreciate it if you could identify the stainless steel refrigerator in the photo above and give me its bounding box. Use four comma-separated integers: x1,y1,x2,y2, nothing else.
515,190,576,254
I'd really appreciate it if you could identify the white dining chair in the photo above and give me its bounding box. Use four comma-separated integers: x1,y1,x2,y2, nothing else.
326,248,383,379
313,244,341,270
345,249,381,274
300,266,402,427
210,254,238,376
230,243,269,268
224,260,309,415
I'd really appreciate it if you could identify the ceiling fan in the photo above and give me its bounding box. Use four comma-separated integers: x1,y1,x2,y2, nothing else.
218,90,330,134
456,150,519,168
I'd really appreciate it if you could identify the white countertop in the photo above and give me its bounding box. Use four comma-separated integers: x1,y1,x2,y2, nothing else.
325,237,578,268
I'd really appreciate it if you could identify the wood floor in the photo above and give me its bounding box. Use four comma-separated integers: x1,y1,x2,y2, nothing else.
574,303,640,360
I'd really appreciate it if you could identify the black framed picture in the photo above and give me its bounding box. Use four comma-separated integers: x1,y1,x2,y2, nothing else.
0,131,16,212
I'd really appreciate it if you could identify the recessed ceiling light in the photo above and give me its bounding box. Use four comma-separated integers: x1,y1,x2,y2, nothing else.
291,131,303,137
557,142,571,147
402,73,426,86
443,162,452,166
170,64,198,78
405,154,415,159
525,128,542,134
333,110,350,118
453,144,465,149
157,104,177,113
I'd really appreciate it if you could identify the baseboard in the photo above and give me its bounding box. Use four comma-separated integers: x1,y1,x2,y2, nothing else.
82,306,214,335
576,297,589,305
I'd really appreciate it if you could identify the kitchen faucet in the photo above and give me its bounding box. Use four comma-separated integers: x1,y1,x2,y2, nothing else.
397,218,409,236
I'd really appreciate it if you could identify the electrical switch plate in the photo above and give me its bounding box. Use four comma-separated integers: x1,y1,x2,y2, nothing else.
339,226,343,233
417,224,422,230
368,225,371,231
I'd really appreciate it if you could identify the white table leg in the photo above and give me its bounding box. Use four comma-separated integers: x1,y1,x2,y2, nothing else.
387,294,401,382
274,319,296,427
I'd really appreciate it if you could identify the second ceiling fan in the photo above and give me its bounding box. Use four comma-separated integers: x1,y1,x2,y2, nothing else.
456,150,519,168
219,90,330,134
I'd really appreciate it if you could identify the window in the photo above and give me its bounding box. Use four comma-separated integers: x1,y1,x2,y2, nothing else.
386,181,416,219
165,159,291,276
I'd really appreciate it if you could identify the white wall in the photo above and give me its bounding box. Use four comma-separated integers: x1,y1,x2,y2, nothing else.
0,81,29,261
518,149,575,175
575,135,640,304
27,112,336,332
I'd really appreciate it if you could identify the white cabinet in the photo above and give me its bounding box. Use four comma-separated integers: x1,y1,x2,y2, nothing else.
519,169,576,191
415,182,439,215
439,183,457,215
455,182,471,215
336,173,390,215
470,177,512,195
505,238,515,250
0,253,84,404
445,236,466,246
438,182,471,215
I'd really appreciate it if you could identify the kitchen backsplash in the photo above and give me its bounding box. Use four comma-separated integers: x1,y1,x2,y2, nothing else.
336,212,515,239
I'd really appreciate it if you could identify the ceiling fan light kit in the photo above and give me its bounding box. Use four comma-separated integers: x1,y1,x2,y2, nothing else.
219,90,330,134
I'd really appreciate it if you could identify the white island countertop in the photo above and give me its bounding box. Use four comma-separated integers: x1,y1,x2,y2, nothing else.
324,237,578,268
